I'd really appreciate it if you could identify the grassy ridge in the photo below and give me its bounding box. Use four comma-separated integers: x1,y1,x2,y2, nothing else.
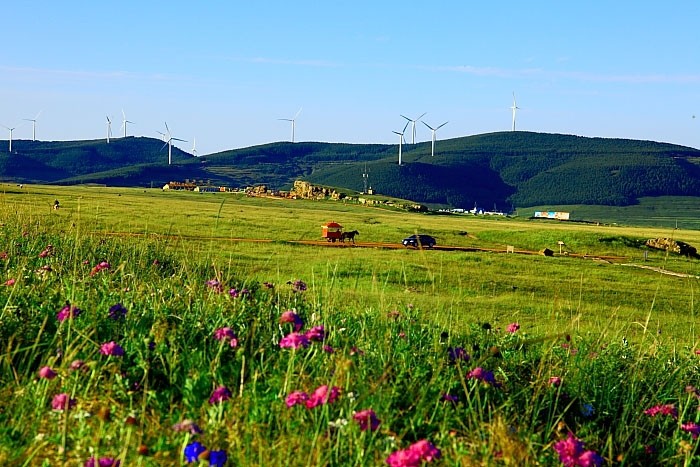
1,186,700,464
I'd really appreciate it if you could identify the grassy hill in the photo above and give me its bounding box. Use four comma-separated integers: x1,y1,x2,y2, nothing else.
2,132,700,208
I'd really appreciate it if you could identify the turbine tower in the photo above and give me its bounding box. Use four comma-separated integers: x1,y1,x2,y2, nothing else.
23,110,42,141
191,137,198,156
2,126,15,152
278,107,302,142
106,116,112,143
400,112,426,144
392,122,408,166
120,110,134,138
161,122,186,165
510,92,520,131
422,121,448,157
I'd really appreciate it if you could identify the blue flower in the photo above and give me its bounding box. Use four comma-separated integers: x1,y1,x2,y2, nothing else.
209,450,227,466
184,441,206,463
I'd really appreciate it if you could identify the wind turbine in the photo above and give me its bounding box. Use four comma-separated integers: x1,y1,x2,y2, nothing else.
161,122,187,165
422,121,448,157
23,110,42,141
2,126,15,152
510,92,520,131
191,137,198,156
106,116,112,143
400,112,426,144
392,122,409,165
120,110,134,138
278,107,302,143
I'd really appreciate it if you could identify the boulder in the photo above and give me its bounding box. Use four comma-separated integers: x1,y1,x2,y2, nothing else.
645,238,699,258
540,248,554,257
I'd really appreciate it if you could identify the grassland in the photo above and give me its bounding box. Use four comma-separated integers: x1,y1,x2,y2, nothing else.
1,185,699,465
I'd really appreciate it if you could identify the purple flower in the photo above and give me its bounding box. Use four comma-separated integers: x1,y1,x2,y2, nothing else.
279,310,304,331
506,322,520,333
38,366,57,379
447,346,470,363
51,393,76,411
100,341,125,357
305,325,325,342
84,457,120,467
353,409,380,431
681,421,700,439
285,391,309,408
184,441,207,463
206,279,223,293
209,385,232,404
172,419,202,434
289,279,307,292
441,393,460,403
467,367,499,387
57,303,82,322
644,404,678,419
107,303,127,320
263,281,274,289
209,450,227,467
553,432,603,467
228,288,250,298
279,332,310,349
213,327,239,348
323,345,334,353
306,385,340,408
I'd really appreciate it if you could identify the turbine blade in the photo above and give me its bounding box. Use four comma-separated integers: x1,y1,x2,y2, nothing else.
400,115,411,121
295,107,303,119
417,112,426,120
402,121,410,133
422,121,435,131
436,121,448,129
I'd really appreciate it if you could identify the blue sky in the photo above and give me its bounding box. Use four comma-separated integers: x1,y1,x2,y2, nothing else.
1,1,699,155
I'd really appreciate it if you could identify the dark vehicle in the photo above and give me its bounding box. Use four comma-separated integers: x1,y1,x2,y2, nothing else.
402,234,436,248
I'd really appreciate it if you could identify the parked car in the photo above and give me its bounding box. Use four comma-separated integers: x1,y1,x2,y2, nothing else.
402,234,436,248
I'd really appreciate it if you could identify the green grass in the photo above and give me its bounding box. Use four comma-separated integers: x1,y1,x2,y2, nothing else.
1,185,700,465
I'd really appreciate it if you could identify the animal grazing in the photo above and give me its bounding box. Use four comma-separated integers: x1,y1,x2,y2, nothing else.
340,230,359,244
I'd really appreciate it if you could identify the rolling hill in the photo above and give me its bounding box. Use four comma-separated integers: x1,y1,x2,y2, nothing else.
2,132,700,209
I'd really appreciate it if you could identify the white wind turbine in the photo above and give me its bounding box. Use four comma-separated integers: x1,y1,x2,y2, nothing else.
510,92,520,131
161,122,187,165
392,122,409,166
106,116,113,143
278,107,302,143
120,110,134,138
23,110,42,141
401,112,426,144
191,137,198,156
2,125,16,152
422,121,448,157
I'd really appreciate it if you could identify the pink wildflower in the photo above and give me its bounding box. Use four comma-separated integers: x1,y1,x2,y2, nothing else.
279,332,310,349
279,310,304,331
386,439,441,466
644,404,678,419
306,385,340,408
205,279,223,293
84,457,120,467
353,409,380,431
70,359,85,371
695,349,700,355
39,245,53,258
506,322,520,333
209,385,232,404
681,421,700,439
552,432,603,467
51,393,76,411
305,325,325,342
467,367,499,387
3,278,15,286
90,261,111,276
549,376,562,387
323,345,334,353
38,366,58,380
56,303,82,321
214,327,239,348
285,391,309,408
99,341,125,357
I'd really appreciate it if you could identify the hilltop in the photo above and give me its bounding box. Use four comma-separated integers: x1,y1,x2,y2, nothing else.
2,132,699,208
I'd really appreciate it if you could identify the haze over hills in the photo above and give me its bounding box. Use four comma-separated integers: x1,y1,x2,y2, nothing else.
2,132,700,209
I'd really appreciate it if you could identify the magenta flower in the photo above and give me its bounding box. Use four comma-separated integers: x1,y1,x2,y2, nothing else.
285,391,309,408
305,325,326,342
549,376,563,387
279,310,304,331
553,432,603,467
214,327,239,348
681,421,700,439
56,303,82,322
90,261,111,276
441,393,460,403
506,322,520,333
206,279,224,293
100,341,125,357
85,457,120,467
306,385,340,409
3,278,15,286
39,245,53,258
386,439,441,466
323,345,334,353
229,288,250,298
70,359,85,371
209,385,232,404
51,393,76,411
644,404,678,419
38,366,58,380
353,409,380,431
279,332,310,349
467,367,499,387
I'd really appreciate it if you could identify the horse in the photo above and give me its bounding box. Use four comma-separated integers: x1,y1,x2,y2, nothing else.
340,230,359,244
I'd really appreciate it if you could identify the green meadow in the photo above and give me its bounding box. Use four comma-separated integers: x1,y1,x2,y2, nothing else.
1,185,699,465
